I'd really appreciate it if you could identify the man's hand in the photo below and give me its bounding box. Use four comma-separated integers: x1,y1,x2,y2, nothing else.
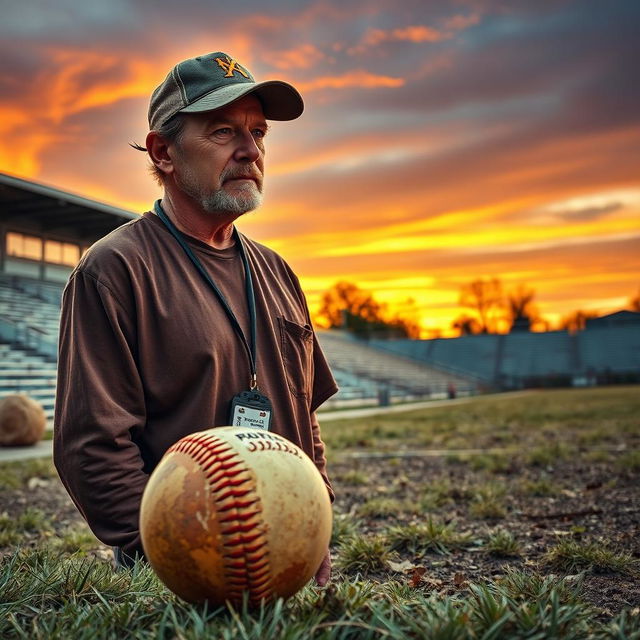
314,549,331,586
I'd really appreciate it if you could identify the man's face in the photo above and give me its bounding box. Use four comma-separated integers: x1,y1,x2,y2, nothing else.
170,94,268,216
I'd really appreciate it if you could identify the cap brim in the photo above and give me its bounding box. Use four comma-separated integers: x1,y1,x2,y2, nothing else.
179,80,304,121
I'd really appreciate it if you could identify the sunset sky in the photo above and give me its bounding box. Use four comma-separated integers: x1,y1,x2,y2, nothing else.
1,0,639,335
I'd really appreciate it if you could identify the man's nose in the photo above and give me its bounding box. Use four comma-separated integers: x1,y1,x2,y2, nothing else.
233,130,262,163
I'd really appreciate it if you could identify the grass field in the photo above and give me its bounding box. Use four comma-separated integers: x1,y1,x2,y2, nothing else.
1,386,639,638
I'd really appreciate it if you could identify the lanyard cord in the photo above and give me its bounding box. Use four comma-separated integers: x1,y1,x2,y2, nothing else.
153,200,258,390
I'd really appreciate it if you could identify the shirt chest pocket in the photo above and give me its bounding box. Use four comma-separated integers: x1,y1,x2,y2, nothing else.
278,316,313,399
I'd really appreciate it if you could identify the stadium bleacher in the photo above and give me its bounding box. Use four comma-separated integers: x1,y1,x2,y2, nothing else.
318,330,478,407
0,276,62,426
0,275,60,357
0,171,137,429
371,335,500,383
0,343,57,425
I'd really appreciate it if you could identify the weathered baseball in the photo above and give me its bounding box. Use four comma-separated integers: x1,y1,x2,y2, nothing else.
140,427,332,605
0,394,46,446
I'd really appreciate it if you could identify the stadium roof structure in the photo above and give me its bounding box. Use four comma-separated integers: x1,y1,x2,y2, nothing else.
0,172,138,241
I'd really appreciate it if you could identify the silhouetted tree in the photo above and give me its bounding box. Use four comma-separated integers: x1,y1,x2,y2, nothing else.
315,281,416,338
452,313,482,336
386,297,422,339
559,310,598,334
458,278,504,333
630,287,640,312
316,281,384,329
507,284,541,332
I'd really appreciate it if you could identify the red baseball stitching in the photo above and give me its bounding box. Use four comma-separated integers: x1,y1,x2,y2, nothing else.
168,432,273,602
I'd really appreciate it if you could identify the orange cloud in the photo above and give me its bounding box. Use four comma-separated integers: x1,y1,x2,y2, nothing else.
44,51,157,123
442,14,481,31
296,71,404,91
390,25,448,43
365,25,445,47
269,124,463,177
269,44,325,70
348,13,480,54
0,48,158,176
348,25,446,54
0,129,60,177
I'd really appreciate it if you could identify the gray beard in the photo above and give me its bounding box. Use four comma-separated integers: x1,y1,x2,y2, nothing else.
176,167,263,216
200,184,263,215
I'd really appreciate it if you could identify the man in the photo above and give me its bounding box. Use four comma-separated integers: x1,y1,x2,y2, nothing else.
53,52,338,585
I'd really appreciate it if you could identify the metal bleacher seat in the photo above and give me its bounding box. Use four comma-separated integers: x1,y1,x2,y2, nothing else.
371,335,493,385
0,277,63,427
317,330,477,404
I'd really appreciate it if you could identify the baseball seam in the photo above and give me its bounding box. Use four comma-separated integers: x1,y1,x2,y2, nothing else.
168,432,273,602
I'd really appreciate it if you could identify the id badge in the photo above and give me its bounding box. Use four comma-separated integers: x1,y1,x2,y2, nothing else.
229,390,272,430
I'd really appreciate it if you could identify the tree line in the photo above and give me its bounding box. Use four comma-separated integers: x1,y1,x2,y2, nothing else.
313,279,640,339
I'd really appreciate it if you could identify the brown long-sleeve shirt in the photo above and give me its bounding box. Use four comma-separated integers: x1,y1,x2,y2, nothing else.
53,211,337,557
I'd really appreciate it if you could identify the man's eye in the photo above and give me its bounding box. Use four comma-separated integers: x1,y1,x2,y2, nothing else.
213,128,233,137
252,129,267,139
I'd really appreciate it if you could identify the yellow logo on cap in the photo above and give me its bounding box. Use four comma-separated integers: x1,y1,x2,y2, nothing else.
215,56,250,79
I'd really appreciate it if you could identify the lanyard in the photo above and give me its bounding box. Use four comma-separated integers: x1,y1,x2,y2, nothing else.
153,200,259,390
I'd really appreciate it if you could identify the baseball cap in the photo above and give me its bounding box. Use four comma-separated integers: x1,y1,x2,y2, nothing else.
148,52,304,130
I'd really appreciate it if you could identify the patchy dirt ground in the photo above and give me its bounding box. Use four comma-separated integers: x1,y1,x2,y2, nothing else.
0,464,116,565
329,450,639,617
1,447,638,619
